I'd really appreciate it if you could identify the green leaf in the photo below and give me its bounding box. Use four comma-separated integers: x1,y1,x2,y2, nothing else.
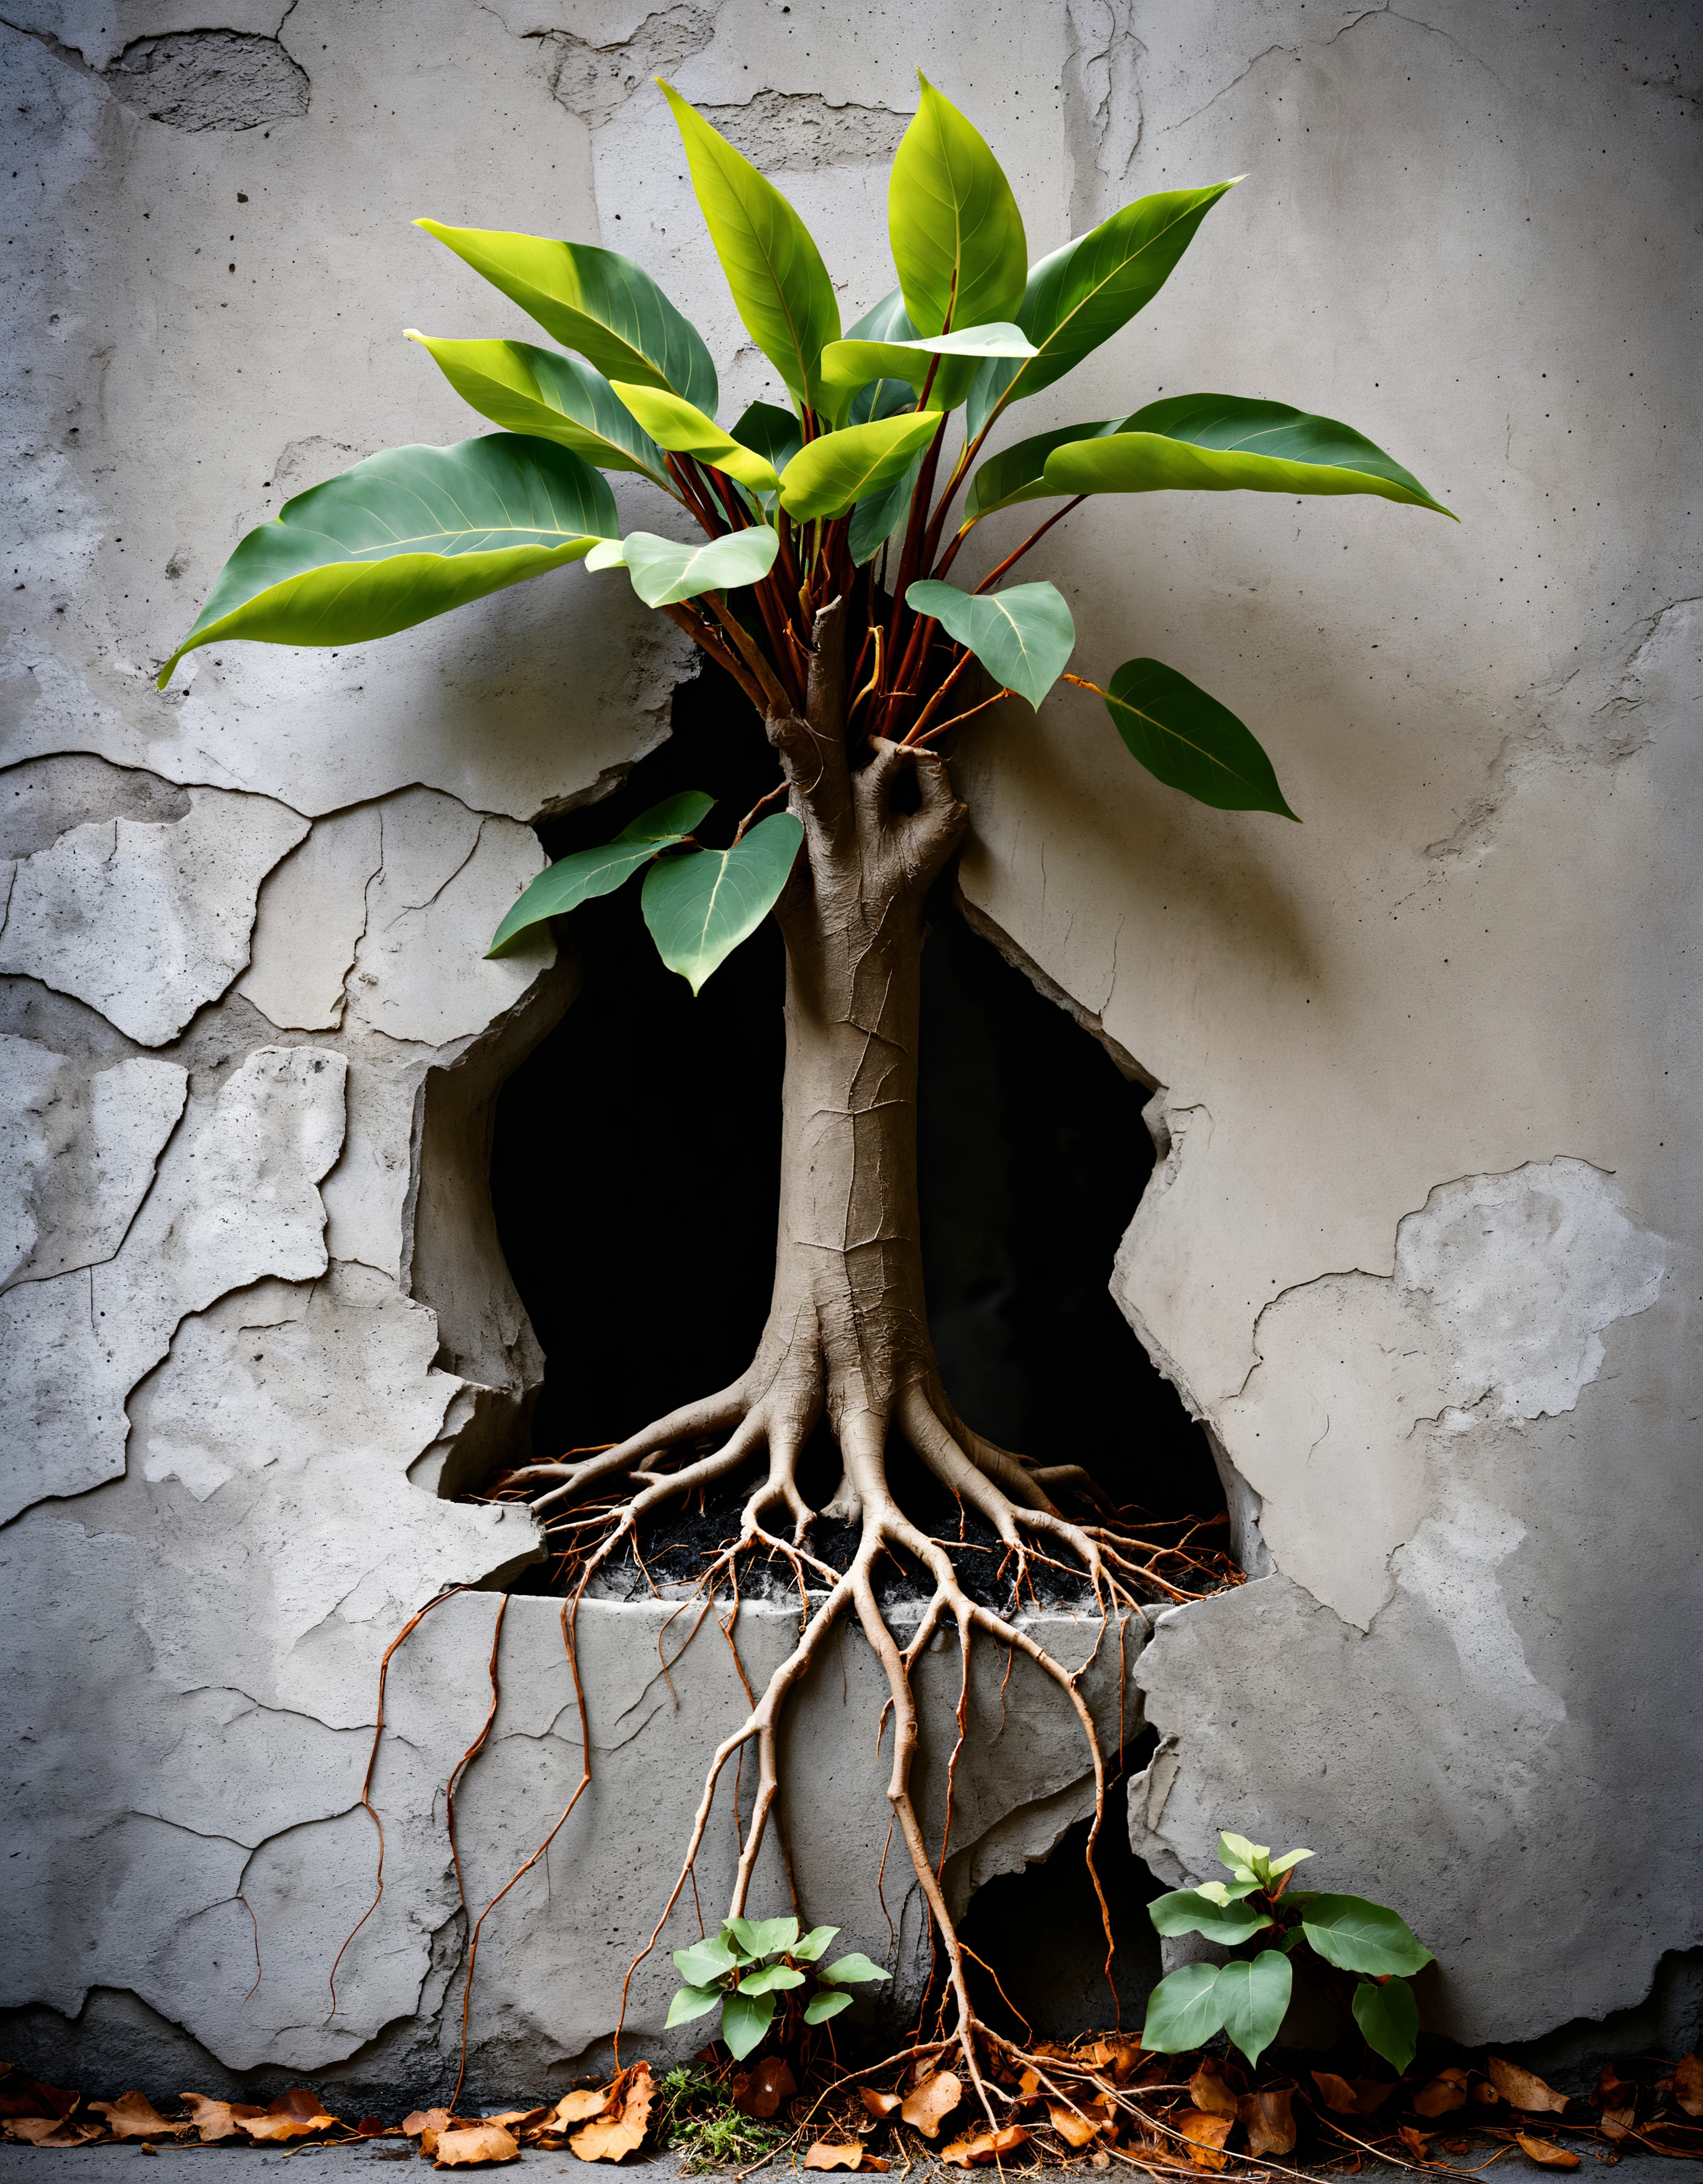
726,1915,800,1959
803,1988,853,2025
1217,1951,1293,2069
1219,1834,1271,1878
158,435,617,688
610,383,781,494
889,74,1027,336
1043,394,1454,515
965,416,1121,518
720,1987,777,2061
612,526,779,609
905,577,1075,710
967,182,1236,435
738,1963,807,1996
673,1934,742,1987
416,221,717,415
1353,1976,1420,2072
659,81,840,414
848,451,922,567
841,289,933,426
1146,1888,1267,1947
407,334,671,488
1268,1848,1316,1879
818,1951,891,1986
1101,658,1298,819
486,793,712,956
779,412,941,522
1300,1896,1434,1979
789,1925,840,1963
818,321,1035,409
731,400,804,479
1196,1879,1263,1907
1141,1963,1229,2053
665,1983,724,2027
642,813,802,994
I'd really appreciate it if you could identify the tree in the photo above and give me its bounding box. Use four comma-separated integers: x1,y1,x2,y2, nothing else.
163,75,1450,2094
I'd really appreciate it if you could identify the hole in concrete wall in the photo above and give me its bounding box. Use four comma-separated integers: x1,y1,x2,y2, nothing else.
490,665,1227,1556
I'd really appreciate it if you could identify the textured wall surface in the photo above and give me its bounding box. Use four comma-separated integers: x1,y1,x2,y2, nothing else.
1,0,1699,2096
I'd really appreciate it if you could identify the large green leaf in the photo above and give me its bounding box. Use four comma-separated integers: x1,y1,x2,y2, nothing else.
1146,1887,1268,1947
738,1963,806,1996
817,1951,890,1986
609,382,780,494
593,526,779,608
967,182,1236,435
726,1915,799,1958
803,1988,853,2025
779,412,941,522
1102,658,1297,819
818,322,1034,416
731,400,804,479
486,792,713,956
905,577,1075,710
158,435,616,687
719,1987,776,2061
848,449,923,566
965,416,1122,518
789,1925,840,1963
1300,1895,1434,1978
659,81,840,414
416,221,717,414
1141,1963,1229,2053
673,1933,741,1986
642,813,803,992
889,74,1027,336
1044,394,1454,514
841,288,934,426
1352,1976,1420,2071
407,333,671,488
1217,1951,1293,2069
665,1983,723,2027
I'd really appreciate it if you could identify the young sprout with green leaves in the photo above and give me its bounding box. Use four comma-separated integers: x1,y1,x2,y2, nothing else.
166,72,1449,2097
666,1916,889,2061
1144,1832,1434,2071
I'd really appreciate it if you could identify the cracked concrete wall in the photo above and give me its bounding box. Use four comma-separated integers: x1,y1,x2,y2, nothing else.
1,0,1696,2097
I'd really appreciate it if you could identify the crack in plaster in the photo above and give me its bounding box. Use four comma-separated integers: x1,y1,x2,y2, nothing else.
0,15,309,127
531,4,715,132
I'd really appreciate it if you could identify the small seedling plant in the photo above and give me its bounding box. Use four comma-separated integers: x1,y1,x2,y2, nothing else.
167,70,1450,2095
667,1915,889,2059
1144,1832,1434,2071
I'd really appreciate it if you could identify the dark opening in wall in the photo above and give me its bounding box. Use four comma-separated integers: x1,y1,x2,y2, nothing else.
489,665,1225,1538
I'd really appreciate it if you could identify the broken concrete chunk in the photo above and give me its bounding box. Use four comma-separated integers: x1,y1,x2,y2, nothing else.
237,803,384,1031
0,788,309,1046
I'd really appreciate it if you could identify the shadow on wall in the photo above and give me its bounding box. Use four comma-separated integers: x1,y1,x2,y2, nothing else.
489,661,1224,1528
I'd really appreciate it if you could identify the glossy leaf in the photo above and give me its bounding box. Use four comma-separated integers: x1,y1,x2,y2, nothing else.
779,412,941,521
1268,1848,1316,1879
660,81,839,414
1353,1977,1420,2072
1218,1834,1270,1875
905,577,1075,710
1218,1951,1293,2069
965,416,1121,518
1142,1963,1229,2053
818,1951,891,1986
848,451,922,566
610,382,780,493
889,74,1027,335
1300,1896,1435,1978
738,1963,807,1997
612,526,779,608
967,182,1235,434
731,400,804,479
416,221,717,414
407,333,670,487
486,793,712,956
1197,1878,1263,1907
673,1931,743,1986
790,1925,841,1963
841,288,935,426
819,321,1035,407
1043,394,1454,514
720,1988,777,2061
727,1915,800,1958
1101,659,1298,819
158,435,617,687
803,1989,853,2026
665,1984,724,2027
1146,1887,1268,1947
642,813,803,993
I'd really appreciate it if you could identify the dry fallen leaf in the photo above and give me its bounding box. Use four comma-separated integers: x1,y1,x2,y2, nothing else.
1516,2131,1582,2169
1189,2064,1240,2119
1048,2100,1101,2149
733,2057,796,2120
434,2123,521,2167
1488,2060,1569,2116
0,2078,77,2122
1400,2126,1432,2158
1311,2073,1364,2116
1015,2068,1043,2103
244,2091,341,2144
1601,2108,1636,2142
89,2093,189,2141
180,2093,269,2142
940,2123,1031,2167
1239,2089,1297,2157
1675,2055,1703,2119
536,2089,614,2137
860,2088,903,2119
478,2109,547,2133
900,2070,962,2138
1104,2038,1147,2084
570,2061,654,2162
405,2109,454,2139
1414,2070,1472,2119
803,2141,889,2171
6,2118,104,2148
1176,2107,1234,2170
